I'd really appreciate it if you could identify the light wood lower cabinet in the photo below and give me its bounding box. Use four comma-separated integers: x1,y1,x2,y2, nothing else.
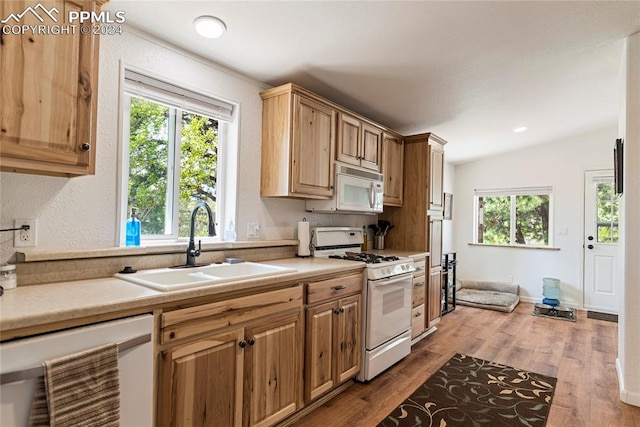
157,286,304,427
428,268,442,328
304,274,362,403
158,329,245,426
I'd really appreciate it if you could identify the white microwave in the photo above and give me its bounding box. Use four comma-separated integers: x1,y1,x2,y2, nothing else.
306,162,384,214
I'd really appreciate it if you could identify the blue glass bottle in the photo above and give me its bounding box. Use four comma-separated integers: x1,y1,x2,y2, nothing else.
126,208,141,246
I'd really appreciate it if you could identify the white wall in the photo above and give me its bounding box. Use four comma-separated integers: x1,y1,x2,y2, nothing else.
617,31,640,407
0,29,372,264
453,126,617,306
442,161,455,254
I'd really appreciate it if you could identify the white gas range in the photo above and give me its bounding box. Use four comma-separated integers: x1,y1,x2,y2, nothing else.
311,227,415,381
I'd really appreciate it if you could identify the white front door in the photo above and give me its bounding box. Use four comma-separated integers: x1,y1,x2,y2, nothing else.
583,170,620,314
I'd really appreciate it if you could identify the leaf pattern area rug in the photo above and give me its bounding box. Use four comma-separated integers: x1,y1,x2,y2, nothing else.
378,353,557,427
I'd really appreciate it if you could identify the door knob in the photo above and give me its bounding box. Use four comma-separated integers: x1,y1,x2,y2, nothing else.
587,244,594,250
587,236,594,241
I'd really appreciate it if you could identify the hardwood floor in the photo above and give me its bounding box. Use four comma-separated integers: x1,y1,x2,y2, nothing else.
291,302,640,426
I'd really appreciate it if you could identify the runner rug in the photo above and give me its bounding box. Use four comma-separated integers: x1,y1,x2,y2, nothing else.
378,353,556,427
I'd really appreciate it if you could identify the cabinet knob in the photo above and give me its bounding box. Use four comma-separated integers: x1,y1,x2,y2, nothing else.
239,340,247,348
80,143,91,151
247,337,256,346
334,309,340,315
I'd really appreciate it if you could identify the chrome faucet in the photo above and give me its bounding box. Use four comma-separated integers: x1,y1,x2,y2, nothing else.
186,201,216,267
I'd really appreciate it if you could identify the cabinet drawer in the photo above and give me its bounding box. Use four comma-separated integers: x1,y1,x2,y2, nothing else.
306,273,363,305
411,304,425,339
412,274,426,307
160,286,303,344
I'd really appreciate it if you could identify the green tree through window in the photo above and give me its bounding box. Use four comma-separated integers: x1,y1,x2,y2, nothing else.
127,96,219,239
476,190,551,247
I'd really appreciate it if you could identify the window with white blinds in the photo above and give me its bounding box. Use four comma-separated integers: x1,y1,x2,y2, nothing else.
119,69,236,243
124,69,233,122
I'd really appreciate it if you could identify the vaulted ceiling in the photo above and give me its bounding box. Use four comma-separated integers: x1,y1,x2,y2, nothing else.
107,1,640,163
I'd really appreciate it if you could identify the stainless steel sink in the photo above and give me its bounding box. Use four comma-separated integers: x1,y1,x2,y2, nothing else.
115,262,297,292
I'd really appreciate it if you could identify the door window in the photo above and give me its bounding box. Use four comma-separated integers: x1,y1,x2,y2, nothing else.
596,182,619,243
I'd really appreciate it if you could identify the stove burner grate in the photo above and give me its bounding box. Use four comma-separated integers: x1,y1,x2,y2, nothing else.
329,252,400,264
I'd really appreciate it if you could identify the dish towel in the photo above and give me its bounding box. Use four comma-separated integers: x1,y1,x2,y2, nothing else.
28,343,121,427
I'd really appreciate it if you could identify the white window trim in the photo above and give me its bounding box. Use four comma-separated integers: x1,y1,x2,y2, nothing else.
473,186,554,247
115,64,239,246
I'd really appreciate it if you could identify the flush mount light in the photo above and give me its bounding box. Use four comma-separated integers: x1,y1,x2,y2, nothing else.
193,15,226,39
513,126,528,133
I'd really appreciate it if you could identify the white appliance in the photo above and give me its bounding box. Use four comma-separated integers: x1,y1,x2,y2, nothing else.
1,314,154,426
305,162,384,214
312,227,415,382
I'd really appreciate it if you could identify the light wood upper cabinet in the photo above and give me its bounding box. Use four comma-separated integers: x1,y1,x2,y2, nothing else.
261,84,336,199
0,0,107,177
381,132,404,206
429,141,445,213
380,133,447,252
336,112,382,171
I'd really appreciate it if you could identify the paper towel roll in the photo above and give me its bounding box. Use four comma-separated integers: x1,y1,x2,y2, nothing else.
297,220,311,257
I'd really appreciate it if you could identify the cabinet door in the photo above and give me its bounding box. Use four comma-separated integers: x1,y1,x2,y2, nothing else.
291,94,335,197
360,122,383,171
382,132,404,206
336,112,362,167
428,269,442,328
0,0,101,176
335,294,361,383
244,311,303,427
429,218,443,269
157,329,245,427
305,301,336,402
429,142,445,212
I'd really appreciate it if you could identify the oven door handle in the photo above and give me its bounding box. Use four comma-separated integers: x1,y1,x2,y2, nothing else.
371,273,414,287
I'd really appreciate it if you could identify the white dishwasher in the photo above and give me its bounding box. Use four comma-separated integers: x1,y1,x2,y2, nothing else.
0,314,154,426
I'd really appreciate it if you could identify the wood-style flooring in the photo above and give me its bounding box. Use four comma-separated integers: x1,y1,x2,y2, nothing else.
291,302,640,427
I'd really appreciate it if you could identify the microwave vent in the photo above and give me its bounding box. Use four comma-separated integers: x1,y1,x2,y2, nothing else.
338,164,383,181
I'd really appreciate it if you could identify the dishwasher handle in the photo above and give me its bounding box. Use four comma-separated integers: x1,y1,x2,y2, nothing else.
0,332,151,385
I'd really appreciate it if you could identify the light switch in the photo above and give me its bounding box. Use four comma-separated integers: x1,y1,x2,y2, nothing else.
557,227,568,236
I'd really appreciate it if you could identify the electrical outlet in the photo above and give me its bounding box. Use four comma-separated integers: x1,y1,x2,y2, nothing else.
247,223,260,239
14,218,37,247
507,275,514,284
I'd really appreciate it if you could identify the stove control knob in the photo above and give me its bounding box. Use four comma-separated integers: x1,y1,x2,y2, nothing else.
401,264,406,271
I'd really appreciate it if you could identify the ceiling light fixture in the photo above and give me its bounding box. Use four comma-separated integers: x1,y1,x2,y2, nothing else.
193,15,226,39
513,126,528,133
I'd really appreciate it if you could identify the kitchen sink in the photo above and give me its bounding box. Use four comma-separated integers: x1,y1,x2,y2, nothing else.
115,262,297,292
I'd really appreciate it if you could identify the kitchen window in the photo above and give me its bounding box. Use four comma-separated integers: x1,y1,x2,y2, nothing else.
119,70,236,243
473,187,553,247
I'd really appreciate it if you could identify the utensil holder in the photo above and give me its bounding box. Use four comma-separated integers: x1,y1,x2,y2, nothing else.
374,235,384,250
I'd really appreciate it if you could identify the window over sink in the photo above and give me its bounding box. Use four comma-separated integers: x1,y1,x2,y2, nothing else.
119,70,237,243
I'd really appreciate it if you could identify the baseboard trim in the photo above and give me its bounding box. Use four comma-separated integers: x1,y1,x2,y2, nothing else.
616,357,640,407
587,311,618,322
276,380,353,427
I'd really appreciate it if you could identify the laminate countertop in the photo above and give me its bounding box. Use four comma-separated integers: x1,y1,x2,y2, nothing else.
0,257,364,341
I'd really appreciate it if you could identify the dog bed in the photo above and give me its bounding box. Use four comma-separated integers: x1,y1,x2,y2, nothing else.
456,279,520,313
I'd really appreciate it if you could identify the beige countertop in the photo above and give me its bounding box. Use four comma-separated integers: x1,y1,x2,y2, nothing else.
0,257,363,340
